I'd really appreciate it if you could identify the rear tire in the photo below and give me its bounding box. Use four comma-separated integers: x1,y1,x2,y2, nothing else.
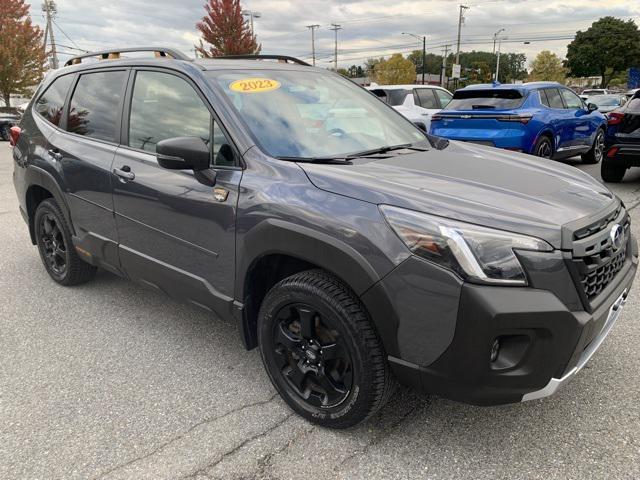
533,135,553,159
601,161,626,183
258,269,394,428
34,199,97,285
581,129,605,164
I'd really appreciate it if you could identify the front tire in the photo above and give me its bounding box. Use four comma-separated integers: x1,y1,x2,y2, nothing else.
533,135,553,159
258,270,394,428
581,129,605,164
34,199,97,285
601,161,626,183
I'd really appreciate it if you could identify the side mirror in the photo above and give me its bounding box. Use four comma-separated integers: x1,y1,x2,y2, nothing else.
587,103,598,112
156,136,210,171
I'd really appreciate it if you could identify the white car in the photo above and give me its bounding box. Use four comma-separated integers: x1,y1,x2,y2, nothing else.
579,88,608,101
366,84,452,131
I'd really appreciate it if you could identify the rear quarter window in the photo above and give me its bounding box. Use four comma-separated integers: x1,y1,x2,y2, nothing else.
34,74,74,126
445,89,525,110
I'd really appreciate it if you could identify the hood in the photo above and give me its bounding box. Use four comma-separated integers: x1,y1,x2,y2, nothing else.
299,142,617,248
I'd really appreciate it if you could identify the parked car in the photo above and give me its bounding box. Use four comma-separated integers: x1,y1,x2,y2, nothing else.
625,88,640,100
366,84,452,131
11,48,637,428
430,82,607,163
0,107,21,141
601,91,640,182
589,94,627,114
580,88,608,101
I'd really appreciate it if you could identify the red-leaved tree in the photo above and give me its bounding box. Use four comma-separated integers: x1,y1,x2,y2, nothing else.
0,0,46,106
196,0,261,57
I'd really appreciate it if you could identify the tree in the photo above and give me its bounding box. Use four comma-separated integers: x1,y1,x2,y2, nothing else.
528,50,567,83
0,0,46,107
371,54,416,85
566,17,640,88
407,51,442,75
196,0,260,57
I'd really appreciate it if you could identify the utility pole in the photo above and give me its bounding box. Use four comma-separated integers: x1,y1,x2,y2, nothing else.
402,32,427,85
330,24,342,71
307,24,320,66
42,0,58,69
454,5,468,88
495,37,507,83
492,28,506,81
440,44,451,87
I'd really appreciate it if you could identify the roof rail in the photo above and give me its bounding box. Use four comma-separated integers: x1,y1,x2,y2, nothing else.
217,55,311,66
64,47,190,67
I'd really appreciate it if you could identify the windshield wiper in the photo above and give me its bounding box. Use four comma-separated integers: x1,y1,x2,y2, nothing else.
345,144,428,159
276,156,352,164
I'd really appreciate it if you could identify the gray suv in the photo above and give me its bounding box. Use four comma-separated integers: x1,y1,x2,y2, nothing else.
11,48,638,428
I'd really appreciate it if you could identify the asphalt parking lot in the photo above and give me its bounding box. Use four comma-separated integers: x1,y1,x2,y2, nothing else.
1,143,639,480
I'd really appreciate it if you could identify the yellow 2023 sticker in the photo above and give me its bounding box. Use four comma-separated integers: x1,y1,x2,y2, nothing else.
230,78,281,93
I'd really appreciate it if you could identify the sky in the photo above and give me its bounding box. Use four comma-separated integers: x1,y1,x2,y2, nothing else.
26,0,640,69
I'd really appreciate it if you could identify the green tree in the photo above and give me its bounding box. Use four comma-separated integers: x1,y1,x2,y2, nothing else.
407,51,442,75
371,54,416,85
528,50,567,83
0,0,46,107
365,57,383,77
196,0,261,57
566,17,640,88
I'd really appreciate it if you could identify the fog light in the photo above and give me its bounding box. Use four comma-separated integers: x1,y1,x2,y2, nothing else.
490,339,500,362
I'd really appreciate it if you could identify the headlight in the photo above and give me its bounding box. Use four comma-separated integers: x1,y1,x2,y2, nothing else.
381,205,553,285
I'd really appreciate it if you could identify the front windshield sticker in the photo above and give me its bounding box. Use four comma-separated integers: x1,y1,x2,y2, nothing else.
230,78,281,94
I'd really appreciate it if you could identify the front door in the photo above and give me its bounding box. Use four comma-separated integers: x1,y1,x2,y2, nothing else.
112,69,241,315
560,88,594,150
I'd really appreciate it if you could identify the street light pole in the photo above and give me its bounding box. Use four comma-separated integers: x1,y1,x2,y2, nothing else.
495,37,507,82
454,5,469,88
242,10,261,35
492,28,506,81
306,24,320,66
403,33,426,84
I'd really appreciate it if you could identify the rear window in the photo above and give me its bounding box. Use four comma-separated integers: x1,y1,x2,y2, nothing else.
35,74,74,126
444,89,525,110
370,89,412,106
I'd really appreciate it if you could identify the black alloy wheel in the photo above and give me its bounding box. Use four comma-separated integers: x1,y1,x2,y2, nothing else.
271,303,353,408
34,199,96,285
258,270,394,428
38,212,68,278
534,136,553,159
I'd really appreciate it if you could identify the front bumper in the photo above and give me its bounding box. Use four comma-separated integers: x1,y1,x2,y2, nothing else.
364,236,638,406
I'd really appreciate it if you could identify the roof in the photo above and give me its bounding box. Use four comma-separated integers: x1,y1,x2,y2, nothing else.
461,81,562,92
366,84,450,91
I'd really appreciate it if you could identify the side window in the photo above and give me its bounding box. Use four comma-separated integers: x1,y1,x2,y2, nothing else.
67,71,126,142
543,88,565,109
34,75,74,127
129,71,212,154
560,89,583,110
414,89,438,109
434,89,452,108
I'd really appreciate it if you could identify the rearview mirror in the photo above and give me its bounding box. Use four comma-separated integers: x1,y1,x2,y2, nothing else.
587,103,598,112
156,136,210,171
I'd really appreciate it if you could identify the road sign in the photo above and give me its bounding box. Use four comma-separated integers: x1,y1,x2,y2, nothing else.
452,64,461,79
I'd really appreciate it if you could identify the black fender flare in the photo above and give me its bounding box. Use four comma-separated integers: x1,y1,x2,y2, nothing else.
23,165,75,243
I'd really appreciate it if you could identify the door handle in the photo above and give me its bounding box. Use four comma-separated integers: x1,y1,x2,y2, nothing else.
48,149,62,161
113,166,135,181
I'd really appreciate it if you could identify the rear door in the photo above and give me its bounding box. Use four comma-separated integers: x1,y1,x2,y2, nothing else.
112,68,242,314
47,69,128,272
616,97,640,142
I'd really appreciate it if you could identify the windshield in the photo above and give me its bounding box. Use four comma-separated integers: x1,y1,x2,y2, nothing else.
444,89,525,110
208,70,426,159
590,95,622,107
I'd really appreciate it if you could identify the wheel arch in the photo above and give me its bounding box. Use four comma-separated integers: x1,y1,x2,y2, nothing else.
236,219,385,350
24,166,74,244
532,128,555,155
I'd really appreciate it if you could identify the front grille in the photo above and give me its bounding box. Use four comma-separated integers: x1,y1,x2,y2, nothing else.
571,207,630,301
578,244,627,299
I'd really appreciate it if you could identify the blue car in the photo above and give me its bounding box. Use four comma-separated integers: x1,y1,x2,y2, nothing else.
430,82,607,163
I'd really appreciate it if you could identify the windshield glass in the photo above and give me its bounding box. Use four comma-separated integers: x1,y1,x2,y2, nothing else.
208,70,426,159
444,89,525,110
590,95,622,107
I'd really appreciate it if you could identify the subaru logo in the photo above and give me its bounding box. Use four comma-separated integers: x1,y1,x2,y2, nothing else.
610,224,624,250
